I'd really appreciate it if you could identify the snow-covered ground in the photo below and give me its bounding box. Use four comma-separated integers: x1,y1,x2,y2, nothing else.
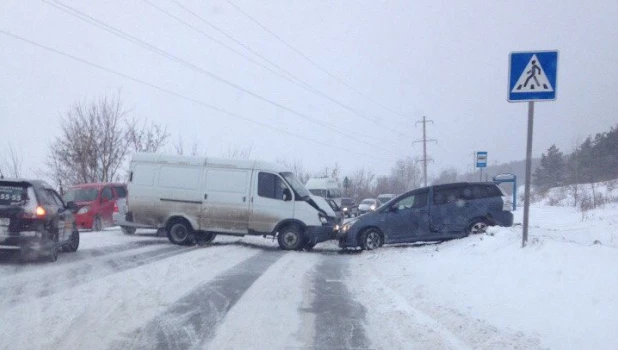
1,201,616,349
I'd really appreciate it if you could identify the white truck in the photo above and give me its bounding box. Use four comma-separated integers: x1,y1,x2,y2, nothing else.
126,153,337,250
304,177,342,206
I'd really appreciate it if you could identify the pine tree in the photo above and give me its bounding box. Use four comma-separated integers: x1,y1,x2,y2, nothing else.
533,144,565,189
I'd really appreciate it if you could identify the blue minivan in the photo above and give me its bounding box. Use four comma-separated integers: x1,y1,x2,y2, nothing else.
337,182,513,250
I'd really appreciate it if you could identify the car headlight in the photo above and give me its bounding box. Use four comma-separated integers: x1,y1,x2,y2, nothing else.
370,205,376,210
343,207,348,211
341,218,359,233
77,206,90,215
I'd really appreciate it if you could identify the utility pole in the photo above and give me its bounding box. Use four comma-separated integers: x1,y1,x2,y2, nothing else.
414,116,436,187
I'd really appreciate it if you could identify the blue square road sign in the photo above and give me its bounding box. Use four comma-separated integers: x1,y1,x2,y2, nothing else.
508,51,558,102
476,151,487,168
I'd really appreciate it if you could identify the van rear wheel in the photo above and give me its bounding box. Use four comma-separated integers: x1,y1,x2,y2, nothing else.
167,220,195,246
277,225,304,251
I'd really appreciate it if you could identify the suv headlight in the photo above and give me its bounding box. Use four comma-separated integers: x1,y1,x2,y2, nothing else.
77,206,90,215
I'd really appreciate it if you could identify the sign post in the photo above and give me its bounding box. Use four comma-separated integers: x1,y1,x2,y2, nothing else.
476,151,487,181
508,50,558,247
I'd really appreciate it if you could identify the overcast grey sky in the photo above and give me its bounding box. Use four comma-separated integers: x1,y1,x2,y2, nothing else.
1,0,617,180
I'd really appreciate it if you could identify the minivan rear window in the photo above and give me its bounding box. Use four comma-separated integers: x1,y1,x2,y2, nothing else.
0,185,28,206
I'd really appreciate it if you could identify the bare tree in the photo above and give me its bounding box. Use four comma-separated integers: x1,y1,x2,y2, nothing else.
347,168,376,200
126,118,170,153
276,158,311,183
224,144,254,159
174,136,202,156
0,143,23,178
48,94,169,186
432,167,459,185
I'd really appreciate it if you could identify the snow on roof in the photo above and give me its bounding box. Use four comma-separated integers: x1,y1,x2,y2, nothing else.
130,153,287,172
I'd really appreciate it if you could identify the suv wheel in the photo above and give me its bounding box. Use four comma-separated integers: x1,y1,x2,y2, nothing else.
64,230,80,253
467,219,489,235
46,234,59,262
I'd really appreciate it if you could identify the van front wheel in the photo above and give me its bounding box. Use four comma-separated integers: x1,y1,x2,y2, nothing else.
277,225,304,250
167,220,194,246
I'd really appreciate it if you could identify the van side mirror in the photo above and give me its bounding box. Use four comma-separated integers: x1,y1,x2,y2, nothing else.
389,205,398,213
282,188,292,201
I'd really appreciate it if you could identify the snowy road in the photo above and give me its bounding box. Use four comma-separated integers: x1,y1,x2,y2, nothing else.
1,204,617,349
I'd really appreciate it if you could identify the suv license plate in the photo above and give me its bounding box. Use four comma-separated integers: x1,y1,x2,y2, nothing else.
0,218,9,226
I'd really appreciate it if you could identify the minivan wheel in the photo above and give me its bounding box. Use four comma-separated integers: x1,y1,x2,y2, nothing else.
167,221,194,246
277,225,304,250
361,228,382,250
93,216,103,232
467,219,489,235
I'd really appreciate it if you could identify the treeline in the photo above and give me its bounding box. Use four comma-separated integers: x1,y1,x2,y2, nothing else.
534,124,618,190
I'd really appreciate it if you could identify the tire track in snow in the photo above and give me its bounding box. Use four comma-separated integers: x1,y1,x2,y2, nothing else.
3,245,198,304
0,238,167,276
303,255,371,350
115,250,284,350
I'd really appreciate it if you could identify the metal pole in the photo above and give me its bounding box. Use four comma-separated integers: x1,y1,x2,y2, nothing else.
422,116,427,187
522,101,534,247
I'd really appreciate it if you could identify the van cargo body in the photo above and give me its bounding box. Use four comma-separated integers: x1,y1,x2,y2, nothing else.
127,153,336,250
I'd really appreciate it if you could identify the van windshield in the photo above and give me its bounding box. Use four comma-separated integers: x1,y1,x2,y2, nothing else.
280,172,311,199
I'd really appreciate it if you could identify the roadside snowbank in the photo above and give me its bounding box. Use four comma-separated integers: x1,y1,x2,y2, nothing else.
357,204,618,349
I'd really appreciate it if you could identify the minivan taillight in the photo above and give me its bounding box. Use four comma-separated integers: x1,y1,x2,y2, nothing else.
113,201,119,213
502,195,512,211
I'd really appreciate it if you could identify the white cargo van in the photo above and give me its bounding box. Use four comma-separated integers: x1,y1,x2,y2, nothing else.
304,177,342,206
126,153,336,250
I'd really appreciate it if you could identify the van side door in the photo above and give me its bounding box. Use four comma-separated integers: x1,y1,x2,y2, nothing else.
431,185,470,234
385,190,429,243
201,168,251,234
249,171,295,234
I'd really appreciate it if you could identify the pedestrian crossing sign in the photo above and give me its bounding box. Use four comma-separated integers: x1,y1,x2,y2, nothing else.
508,51,558,102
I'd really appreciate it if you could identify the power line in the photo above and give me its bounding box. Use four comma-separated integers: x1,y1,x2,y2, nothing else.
227,1,410,122
413,116,437,186
44,0,399,155
145,0,411,139
0,30,395,163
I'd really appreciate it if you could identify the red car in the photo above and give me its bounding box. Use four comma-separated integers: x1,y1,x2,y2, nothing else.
63,183,127,231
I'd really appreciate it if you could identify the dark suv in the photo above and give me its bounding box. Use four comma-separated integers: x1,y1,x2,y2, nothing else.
0,179,80,262
337,182,514,250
